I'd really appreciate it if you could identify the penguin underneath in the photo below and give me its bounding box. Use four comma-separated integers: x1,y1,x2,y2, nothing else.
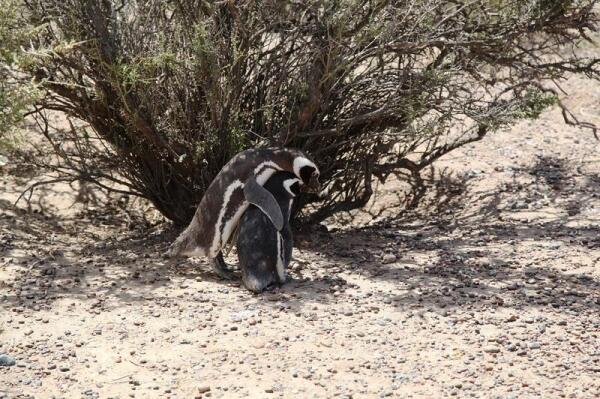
168,147,320,280
236,171,301,293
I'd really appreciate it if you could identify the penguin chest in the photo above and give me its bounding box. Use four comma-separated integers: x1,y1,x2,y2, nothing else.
275,231,286,282
209,164,279,256
209,181,247,257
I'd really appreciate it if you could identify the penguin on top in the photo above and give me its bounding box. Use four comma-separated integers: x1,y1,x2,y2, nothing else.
168,147,320,279
236,171,300,292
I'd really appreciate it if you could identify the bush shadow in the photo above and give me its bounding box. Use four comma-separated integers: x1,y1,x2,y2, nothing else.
304,154,600,314
1,155,599,317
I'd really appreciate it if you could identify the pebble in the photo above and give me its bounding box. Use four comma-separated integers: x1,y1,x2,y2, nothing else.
483,346,500,354
0,354,16,367
528,342,541,349
197,386,211,393
382,254,397,264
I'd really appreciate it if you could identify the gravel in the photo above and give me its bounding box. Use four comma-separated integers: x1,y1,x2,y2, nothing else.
2,75,600,398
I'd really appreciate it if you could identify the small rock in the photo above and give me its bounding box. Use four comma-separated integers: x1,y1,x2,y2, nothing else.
382,254,397,264
483,345,500,354
197,386,211,393
0,354,16,367
547,241,562,250
528,342,541,349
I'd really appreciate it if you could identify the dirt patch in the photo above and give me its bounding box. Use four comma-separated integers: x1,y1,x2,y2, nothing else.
1,75,600,398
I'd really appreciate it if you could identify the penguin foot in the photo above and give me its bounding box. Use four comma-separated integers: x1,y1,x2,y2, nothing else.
210,253,235,280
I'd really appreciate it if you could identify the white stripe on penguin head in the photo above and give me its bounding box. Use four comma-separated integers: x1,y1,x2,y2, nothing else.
283,178,301,197
292,157,317,179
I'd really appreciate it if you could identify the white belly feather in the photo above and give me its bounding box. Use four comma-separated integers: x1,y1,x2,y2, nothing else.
275,231,285,281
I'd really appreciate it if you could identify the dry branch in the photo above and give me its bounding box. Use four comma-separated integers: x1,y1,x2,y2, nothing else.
1,0,599,225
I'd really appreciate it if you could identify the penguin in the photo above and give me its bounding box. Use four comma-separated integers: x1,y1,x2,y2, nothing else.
237,171,300,293
167,147,320,279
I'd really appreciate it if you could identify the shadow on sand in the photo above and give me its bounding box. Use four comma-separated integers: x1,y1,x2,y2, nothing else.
1,155,599,316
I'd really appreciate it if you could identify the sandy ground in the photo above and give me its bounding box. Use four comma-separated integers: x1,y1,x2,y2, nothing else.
1,73,600,398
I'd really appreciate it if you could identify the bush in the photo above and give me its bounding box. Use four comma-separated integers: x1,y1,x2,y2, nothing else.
1,0,599,225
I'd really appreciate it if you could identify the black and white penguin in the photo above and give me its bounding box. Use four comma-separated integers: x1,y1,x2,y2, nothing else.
237,171,300,293
167,147,319,279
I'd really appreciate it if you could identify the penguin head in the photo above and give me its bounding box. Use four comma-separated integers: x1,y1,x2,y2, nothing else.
263,171,301,199
292,156,320,193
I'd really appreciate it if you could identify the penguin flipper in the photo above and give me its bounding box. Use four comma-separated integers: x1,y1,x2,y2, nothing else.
243,176,284,231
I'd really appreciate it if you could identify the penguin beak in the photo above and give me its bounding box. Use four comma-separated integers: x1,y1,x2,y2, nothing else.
302,173,321,194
